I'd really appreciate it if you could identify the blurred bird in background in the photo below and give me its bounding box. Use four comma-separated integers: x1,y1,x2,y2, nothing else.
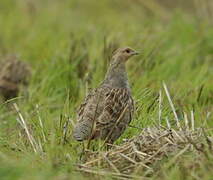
0,55,31,101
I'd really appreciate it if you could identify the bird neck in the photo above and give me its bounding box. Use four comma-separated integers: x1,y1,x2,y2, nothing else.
103,59,129,89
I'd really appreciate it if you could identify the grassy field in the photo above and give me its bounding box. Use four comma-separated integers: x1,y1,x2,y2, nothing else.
0,0,212,179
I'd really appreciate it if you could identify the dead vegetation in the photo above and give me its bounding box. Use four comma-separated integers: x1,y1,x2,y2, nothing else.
77,126,213,179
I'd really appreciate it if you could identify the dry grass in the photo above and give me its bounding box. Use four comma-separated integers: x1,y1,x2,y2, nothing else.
78,126,213,179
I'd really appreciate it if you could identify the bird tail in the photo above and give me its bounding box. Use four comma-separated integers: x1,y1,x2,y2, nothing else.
73,120,93,141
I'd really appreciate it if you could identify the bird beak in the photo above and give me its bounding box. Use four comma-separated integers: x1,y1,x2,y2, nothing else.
132,51,139,55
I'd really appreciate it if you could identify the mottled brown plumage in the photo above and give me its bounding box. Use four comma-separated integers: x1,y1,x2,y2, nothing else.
73,47,138,144
0,55,31,100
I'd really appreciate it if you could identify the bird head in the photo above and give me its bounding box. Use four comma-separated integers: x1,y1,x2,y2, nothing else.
112,47,139,63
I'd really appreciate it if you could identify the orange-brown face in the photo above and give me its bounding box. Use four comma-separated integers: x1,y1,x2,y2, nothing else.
113,47,139,62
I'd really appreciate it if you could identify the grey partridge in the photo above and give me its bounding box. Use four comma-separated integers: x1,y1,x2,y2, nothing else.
73,47,138,144
0,55,31,101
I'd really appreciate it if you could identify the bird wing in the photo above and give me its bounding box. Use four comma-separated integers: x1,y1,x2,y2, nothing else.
95,88,134,142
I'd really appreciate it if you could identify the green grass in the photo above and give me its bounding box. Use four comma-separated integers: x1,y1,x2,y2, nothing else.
0,0,212,179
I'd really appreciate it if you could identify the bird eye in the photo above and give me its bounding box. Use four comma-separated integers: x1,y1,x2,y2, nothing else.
125,49,130,53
